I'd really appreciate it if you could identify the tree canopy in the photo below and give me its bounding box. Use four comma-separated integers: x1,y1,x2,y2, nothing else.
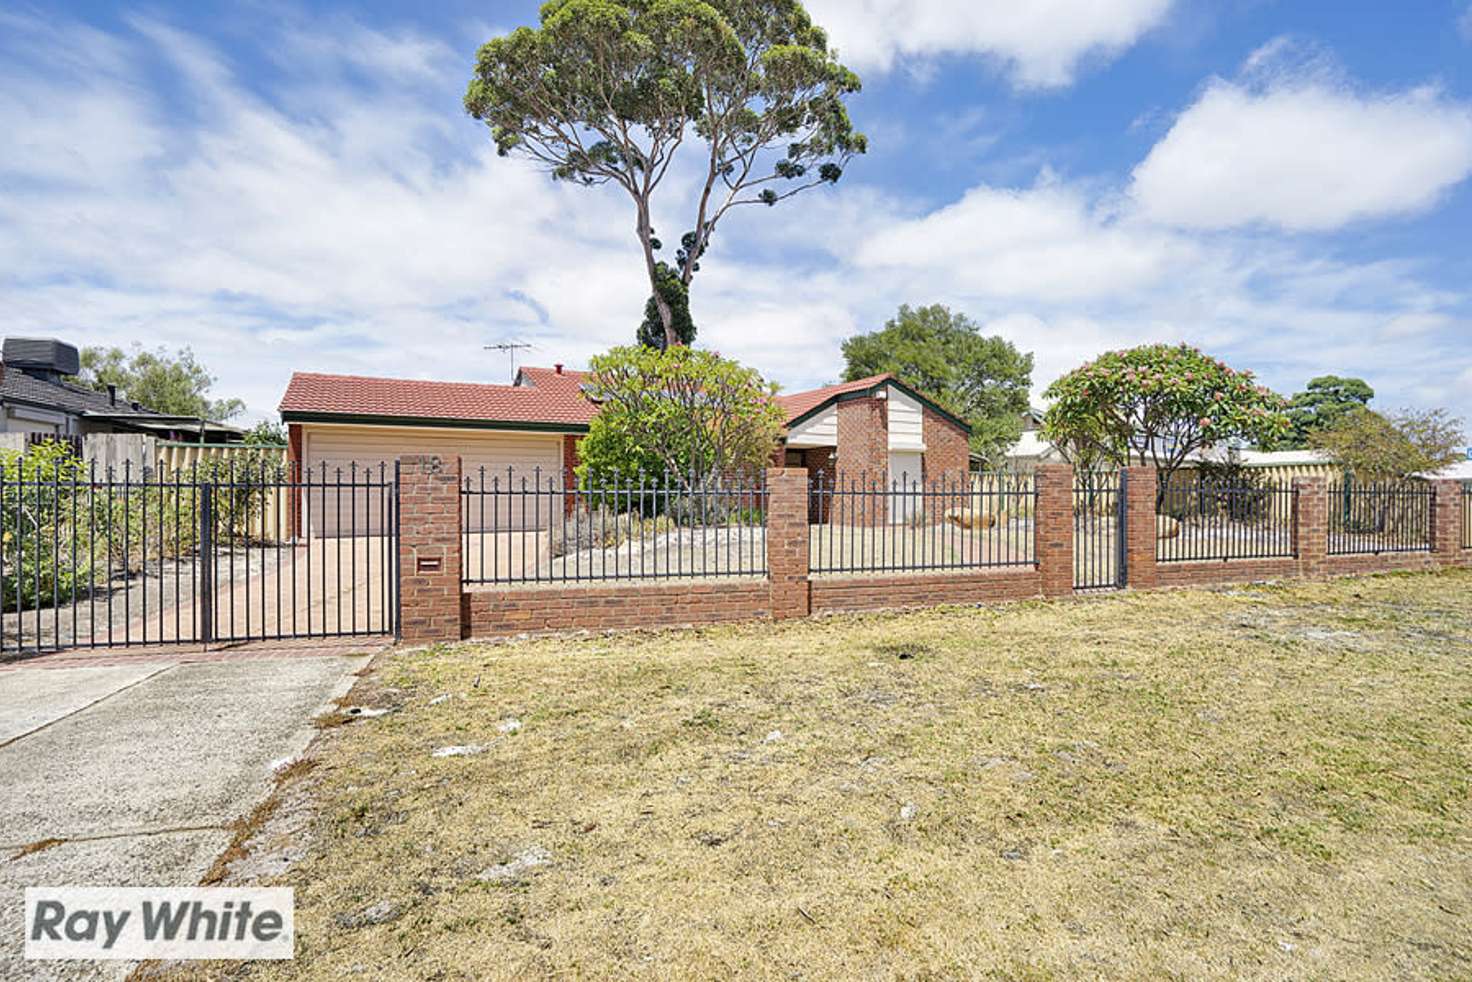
577,344,784,488
1042,344,1290,499
74,345,244,422
840,304,1034,463
1310,407,1464,481
1282,375,1374,448
466,0,866,347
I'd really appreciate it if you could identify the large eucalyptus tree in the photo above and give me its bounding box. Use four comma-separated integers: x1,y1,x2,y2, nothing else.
465,0,866,348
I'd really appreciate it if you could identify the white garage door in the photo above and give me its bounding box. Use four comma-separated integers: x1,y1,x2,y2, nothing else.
302,424,563,535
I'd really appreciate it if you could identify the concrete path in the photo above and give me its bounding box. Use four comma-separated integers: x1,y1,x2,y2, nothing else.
0,645,377,979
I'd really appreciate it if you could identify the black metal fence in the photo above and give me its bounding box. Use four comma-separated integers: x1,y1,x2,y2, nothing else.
1463,486,1471,551
808,472,1036,576
1074,471,1124,590
1327,480,1433,555
460,468,767,585
1157,478,1297,562
1,455,399,656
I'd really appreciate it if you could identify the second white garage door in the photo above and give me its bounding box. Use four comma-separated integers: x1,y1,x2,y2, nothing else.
301,423,564,535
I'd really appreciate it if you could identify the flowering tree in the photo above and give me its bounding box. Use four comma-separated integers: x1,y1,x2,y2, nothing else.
1042,344,1289,502
578,345,785,489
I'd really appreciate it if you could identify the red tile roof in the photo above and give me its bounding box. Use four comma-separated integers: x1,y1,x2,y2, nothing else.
279,369,596,428
773,373,894,421
280,367,897,430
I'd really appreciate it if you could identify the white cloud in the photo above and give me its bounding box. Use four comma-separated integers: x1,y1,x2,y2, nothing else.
854,178,1189,301
0,12,1468,435
0,13,651,419
802,0,1174,88
1131,43,1472,230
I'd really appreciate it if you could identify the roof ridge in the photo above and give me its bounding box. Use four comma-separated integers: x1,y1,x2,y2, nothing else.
289,370,526,390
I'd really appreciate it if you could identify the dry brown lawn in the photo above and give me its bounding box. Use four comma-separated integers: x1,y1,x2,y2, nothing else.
213,569,1472,980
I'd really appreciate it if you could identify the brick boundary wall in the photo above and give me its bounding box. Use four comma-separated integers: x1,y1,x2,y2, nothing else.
464,581,769,636
388,456,1469,644
810,569,1039,614
398,455,464,644
1123,467,1159,590
767,468,812,619
1156,558,1300,588
1294,476,1327,578
1035,464,1074,597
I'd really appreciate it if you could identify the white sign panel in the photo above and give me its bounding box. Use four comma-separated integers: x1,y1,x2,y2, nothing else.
25,887,294,961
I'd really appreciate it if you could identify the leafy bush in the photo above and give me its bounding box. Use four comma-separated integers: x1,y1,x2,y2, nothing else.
1,442,96,611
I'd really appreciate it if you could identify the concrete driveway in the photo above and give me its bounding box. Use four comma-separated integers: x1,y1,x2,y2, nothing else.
0,645,379,979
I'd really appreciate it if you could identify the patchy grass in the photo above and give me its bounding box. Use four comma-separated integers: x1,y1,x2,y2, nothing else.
232,570,1472,979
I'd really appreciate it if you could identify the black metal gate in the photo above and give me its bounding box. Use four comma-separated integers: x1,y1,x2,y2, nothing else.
1074,470,1127,591
1,458,399,656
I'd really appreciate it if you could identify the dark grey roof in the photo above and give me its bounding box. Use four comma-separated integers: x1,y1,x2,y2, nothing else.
0,367,167,418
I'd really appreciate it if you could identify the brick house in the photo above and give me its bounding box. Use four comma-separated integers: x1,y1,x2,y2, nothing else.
279,366,970,529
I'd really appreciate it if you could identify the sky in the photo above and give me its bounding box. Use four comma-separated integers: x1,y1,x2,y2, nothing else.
3,1,1472,430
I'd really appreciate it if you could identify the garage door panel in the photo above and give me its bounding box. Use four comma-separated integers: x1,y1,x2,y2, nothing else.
303,425,563,536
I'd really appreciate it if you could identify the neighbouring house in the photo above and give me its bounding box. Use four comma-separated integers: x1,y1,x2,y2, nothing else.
278,365,972,531
0,337,242,449
1001,406,1064,471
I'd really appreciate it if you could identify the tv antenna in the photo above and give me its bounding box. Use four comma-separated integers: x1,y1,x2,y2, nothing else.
484,340,534,376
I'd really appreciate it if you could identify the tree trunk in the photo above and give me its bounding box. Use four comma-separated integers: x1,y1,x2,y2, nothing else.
635,203,679,349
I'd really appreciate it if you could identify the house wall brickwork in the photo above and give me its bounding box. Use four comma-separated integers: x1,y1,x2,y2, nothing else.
390,455,1470,645
835,397,889,525
803,447,836,522
921,409,970,486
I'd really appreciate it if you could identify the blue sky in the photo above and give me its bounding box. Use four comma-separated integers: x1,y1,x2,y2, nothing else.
3,1,1471,430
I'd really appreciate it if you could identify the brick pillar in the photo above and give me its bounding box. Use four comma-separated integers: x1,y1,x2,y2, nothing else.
1123,466,1158,591
399,454,463,644
1034,464,1074,597
287,423,303,539
1430,479,1463,565
1293,476,1327,578
766,467,810,620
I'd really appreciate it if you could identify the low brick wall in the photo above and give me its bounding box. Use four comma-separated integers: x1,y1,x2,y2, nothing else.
810,568,1040,615
1156,558,1299,588
464,580,771,637
386,457,1468,644
1319,552,1441,577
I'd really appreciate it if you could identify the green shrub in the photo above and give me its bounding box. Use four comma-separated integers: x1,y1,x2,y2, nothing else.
1,442,97,611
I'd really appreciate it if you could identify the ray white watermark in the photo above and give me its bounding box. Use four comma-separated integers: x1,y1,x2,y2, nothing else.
24,888,293,960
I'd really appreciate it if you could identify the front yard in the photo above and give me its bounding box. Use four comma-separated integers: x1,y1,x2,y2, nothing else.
220,569,1471,979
